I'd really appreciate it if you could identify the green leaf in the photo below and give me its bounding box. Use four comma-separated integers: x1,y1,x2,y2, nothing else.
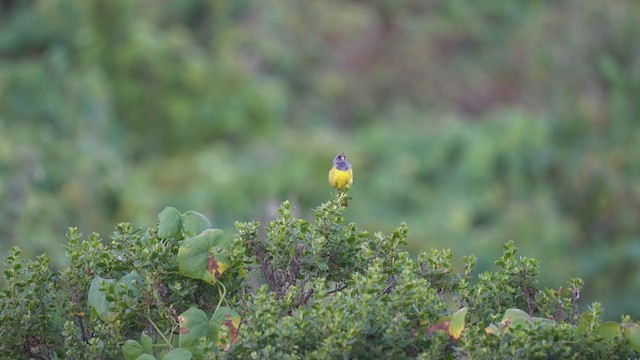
211,306,241,348
122,340,144,360
164,348,193,360
181,210,212,237
136,355,157,360
88,276,115,322
178,229,229,285
531,316,556,328
158,207,182,239
140,332,153,354
598,322,621,342
178,307,214,352
449,307,468,339
119,270,143,297
622,322,640,352
89,273,143,323
576,311,594,336
501,308,530,329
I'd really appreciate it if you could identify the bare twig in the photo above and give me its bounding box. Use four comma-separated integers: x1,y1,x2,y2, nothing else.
77,314,89,342
555,287,564,322
525,286,536,317
297,275,311,299
382,277,396,295
326,283,348,296
298,289,314,308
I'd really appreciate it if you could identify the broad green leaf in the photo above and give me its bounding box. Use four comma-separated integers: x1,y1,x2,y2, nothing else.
178,229,229,285
164,348,193,360
178,307,213,352
449,307,468,339
136,355,157,360
181,210,212,237
89,273,143,323
531,316,555,327
158,207,182,239
140,332,153,354
622,322,640,352
501,308,530,329
119,271,143,297
88,276,115,322
576,311,594,336
598,322,621,341
211,306,241,348
122,340,144,360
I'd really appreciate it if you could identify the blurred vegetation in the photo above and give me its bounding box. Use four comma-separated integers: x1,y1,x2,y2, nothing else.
1,0,639,320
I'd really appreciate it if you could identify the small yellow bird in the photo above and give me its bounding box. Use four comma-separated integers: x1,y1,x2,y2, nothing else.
328,152,353,193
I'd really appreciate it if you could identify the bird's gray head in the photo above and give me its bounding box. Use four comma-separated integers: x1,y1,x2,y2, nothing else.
333,152,351,171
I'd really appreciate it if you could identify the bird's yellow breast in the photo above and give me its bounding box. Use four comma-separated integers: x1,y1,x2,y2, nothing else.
328,167,353,191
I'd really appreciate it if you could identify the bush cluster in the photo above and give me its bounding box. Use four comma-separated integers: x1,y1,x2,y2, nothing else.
1,194,639,359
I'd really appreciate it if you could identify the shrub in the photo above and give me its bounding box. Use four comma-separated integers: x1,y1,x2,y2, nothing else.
1,194,639,359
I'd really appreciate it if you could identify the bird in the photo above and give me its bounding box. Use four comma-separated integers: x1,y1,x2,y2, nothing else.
328,153,353,206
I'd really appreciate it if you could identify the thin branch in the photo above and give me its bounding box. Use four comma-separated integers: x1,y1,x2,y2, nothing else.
297,275,311,296
295,289,315,308
326,283,348,296
382,277,395,295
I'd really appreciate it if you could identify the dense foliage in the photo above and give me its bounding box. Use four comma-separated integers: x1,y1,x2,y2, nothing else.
1,195,639,359
1,0,640,320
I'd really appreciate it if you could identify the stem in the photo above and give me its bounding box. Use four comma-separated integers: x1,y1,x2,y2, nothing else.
147,316,171,350
168,323,179,346
77,314,89,342
213,281,227,315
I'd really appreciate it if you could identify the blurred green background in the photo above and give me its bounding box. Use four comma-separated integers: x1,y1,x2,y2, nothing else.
1,0,639,319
